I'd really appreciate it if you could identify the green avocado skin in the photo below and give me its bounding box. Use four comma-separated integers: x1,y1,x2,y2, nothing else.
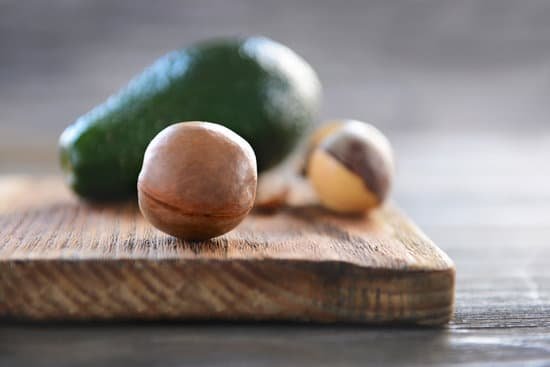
59,36,321,200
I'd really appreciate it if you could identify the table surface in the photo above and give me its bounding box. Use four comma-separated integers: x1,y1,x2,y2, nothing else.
1,1,550,366
2,133,549,366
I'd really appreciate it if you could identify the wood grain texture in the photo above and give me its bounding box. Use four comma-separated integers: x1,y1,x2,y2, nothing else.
0,176,454,325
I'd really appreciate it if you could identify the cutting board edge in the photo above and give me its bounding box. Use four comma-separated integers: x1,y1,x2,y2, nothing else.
0,257,455,325
0,254,455,271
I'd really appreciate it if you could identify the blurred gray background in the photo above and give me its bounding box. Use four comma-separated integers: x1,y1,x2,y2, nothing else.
2,0,550,171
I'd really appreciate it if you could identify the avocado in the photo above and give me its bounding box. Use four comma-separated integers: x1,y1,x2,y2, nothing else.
59,36,321,200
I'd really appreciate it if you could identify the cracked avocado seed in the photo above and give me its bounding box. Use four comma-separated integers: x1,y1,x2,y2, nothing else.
307,120,394,213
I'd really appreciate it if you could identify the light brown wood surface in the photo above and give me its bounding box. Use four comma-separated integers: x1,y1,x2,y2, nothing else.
0,176,454,325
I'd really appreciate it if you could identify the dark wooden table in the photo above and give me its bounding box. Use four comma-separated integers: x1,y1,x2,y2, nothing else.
1,1,550,365
1,133,549,366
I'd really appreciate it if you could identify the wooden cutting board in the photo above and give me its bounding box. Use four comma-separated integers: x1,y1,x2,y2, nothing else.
0,176,454,325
